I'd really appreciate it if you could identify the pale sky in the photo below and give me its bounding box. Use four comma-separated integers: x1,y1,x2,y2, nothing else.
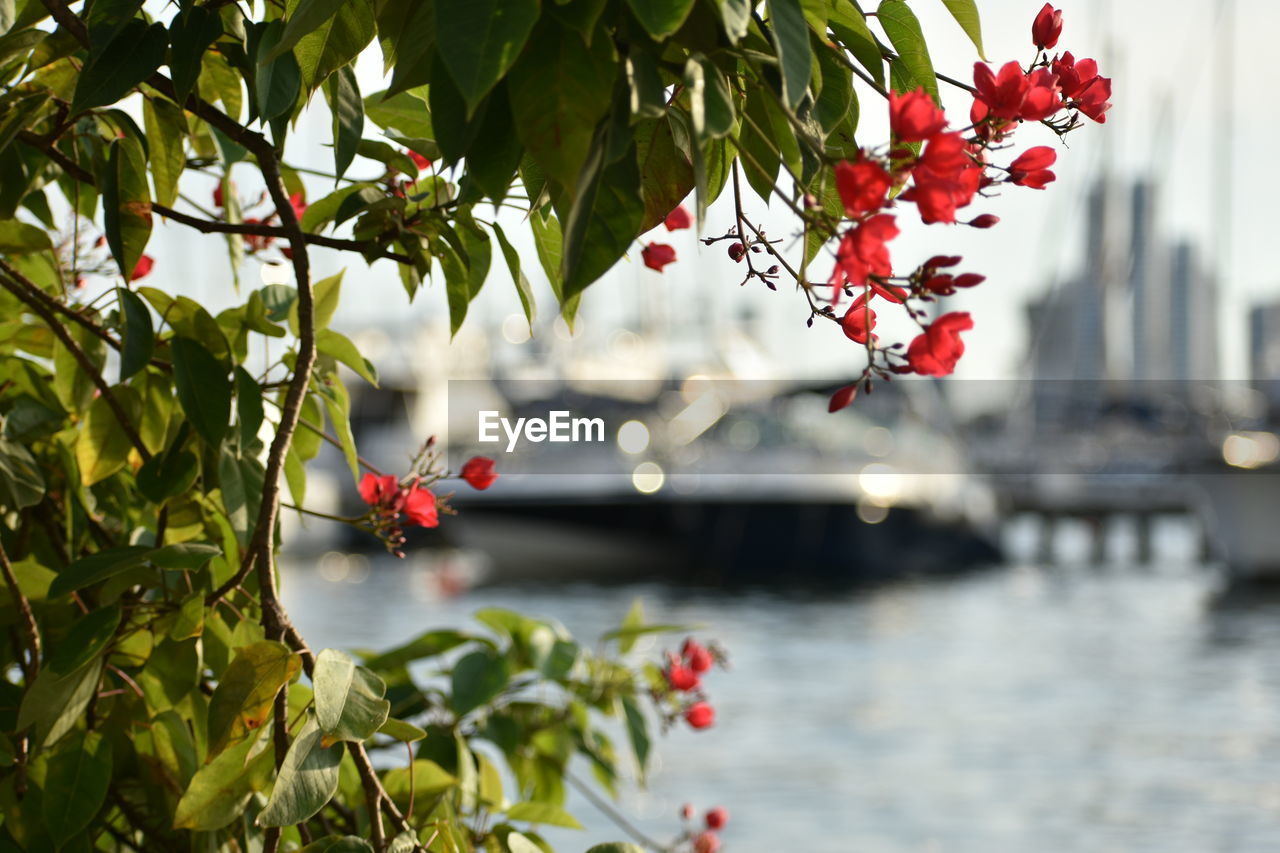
140,0,1277,383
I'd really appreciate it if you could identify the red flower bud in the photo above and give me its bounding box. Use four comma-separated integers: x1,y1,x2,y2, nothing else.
1032,3,1064,50
924,255,962,269
954,273,986,288
705,807,729,830
693,832,721,853
969,214,1000,229
829,383,858,413
681,804,695,821
460,456,498,490
130,255,155,281
666,664,699,692
213,183,225,209
684,701,715,730
727,242,745,263
682,638,713,673
408,150,432,172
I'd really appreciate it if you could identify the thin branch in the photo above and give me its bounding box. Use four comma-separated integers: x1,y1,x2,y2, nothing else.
0,263,152,462
0,540,41,680
564,770,672,853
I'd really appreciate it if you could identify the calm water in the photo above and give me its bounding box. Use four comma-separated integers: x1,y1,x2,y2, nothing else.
282,560,1280,852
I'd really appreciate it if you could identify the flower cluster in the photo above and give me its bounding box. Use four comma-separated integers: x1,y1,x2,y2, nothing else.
658,637,722,731
818,3,1110,409
355,446,497,557
210,182,308,256
677,804,730,853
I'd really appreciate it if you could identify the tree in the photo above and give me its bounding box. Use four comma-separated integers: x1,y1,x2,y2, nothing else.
0,0,1107,850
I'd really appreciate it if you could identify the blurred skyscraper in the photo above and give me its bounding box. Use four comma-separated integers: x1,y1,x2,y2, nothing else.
1025,176,1220,423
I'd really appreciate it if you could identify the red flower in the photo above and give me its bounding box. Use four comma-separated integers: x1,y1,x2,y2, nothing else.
288,192,307,220
1009,146,1057,189
905,312,973,376
684,701,715,730
243,217,274,252
460,456,498,490
402,485,439,528
840,299,877,345
693,832,721,853
827,215,901,304
682,638,713,673
969,214,1000,229
829,383,858,413
705,807,729,830
666,663,700,692
359,473,400,506
1032,3,1063,50
130,255,154,281
973,61,1030,121
213,184,225,209
905,134,983,224
642,242,677,272
1052,53,1112,123
889,88,946,143
664,205,692,231
835,159,892,218
1019,68,1064,122
408,150,432,171
970,98,1015,142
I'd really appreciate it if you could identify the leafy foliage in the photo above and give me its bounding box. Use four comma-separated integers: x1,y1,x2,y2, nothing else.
0,0,995,850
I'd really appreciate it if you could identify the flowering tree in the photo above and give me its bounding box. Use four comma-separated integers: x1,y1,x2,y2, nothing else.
0,0,1107,850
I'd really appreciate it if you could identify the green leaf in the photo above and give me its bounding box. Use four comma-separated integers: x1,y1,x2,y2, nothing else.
47,605,121,675
174,732,273,831
73,384,142,486
16,658,102,747
683,55,734,140
325,65,362,180
136,444,199,503
625,52,666,121
0,220,52,253
301,183,377,232
207,640,301,759
585,845,646,853
255,20,302,122
717,0,751,42
625,0,695,39
507,832,543,853
47,546,150,599
219,446,265,547
41,730,112,848
168,7,223,105
828,1,883,88
636,117,694,233
562,144,644,301
355,138,419,175
313,648,391,744
378,717,427,743
434,0,539,115
463,83,523,203
147,542,221,570
290,0,376,91
381,760,457,802
378,0,436,96
508,18,617,192
270,0,347,61
316,329,378,386
289,269,343,334
363,629,475,670
116,286,153,381
171,336,231,446
621,694,651,780
142,96,187,207
101,135,152,280
878,0,938,101
765,0,812,108
71,19,166,112
939,0,985,59
235,366,264,446
257,715,344,826
615,598,643,653
491,223,535,332
450,649,511,717
506,801,584,830
364,88,436,144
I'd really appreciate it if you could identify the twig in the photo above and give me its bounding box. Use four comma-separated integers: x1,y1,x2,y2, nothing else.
0,541,41,680
564,770,672,852
0,263,152,461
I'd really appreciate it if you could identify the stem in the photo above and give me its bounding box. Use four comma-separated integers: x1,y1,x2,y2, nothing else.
0,541,41,680
564,770,672,852
0,263,152,462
